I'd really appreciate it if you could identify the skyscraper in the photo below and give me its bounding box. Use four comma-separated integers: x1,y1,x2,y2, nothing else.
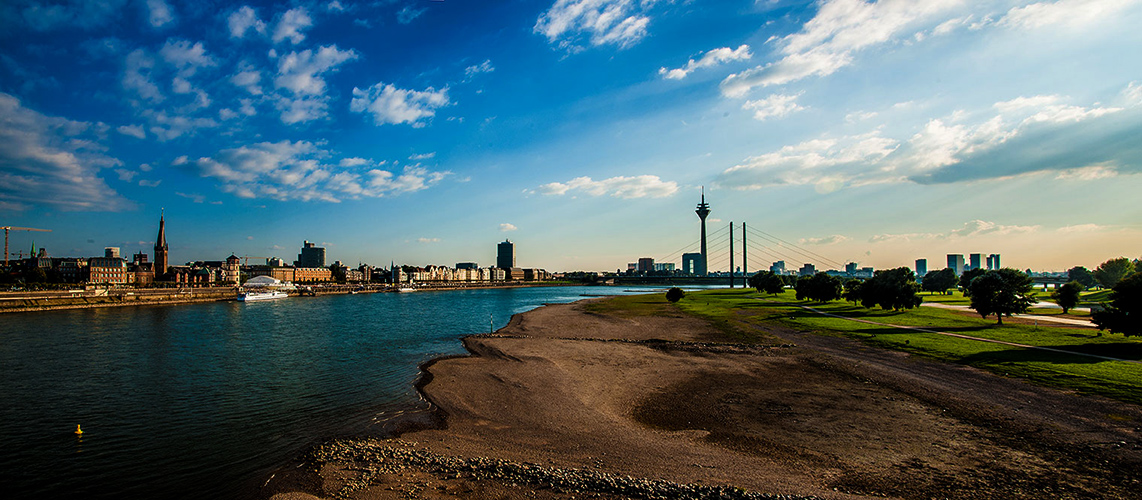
987,254,1001,270
497,240,515,269
154,212,168,276
297,241,326,268
947,254,965,275
695,191,711,276
969,253,983,271
915,259,927,277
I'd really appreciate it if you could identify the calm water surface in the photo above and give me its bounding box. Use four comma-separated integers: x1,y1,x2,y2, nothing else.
0,286,669,499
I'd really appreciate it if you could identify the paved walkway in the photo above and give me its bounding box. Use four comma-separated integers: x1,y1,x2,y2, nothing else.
779,302,1138,365
921,302,1095,327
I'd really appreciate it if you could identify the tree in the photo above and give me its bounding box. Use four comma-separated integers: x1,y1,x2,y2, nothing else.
1067,266,1096,289
748,271,785,295
1050,281,1083,314
795,272,842,303
1094,257,1136,289
959,267,987,297
921,268,958,294
843,279,863,304
859,267,923,311
665,287,685,303
1092,272,1142,336
968,269,1036,325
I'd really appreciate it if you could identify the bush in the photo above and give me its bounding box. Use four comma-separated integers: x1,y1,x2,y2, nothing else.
665,287,685,303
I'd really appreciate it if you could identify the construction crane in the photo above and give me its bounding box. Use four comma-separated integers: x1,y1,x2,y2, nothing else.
239,256,272,266
2,226,51,266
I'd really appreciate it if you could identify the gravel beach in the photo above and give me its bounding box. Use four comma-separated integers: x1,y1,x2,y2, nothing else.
262,297,1142,499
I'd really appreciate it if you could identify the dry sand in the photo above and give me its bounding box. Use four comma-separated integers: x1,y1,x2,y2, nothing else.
263,298,1142,500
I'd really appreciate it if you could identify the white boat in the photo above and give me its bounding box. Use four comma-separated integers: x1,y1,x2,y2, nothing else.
238,290,289,302
397,286,416,293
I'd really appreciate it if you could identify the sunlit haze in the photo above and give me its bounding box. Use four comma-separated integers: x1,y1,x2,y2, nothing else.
2,0,1139,272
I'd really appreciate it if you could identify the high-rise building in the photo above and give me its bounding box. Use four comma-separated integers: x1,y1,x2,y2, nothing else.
845,262,858,275
695,191,711,276
682,253,702,275
987,254,1001,270
771,260,786,274
799,263,816,277
456,262,478,270
154,212,168,276
654,262,675,272
497,240,515,269
296,241,326,268
915,259,928,277
105,247,120,259
947,254,965,275
969,253,983,271
637,257,655,273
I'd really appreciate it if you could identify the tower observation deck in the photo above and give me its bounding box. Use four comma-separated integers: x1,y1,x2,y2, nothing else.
695,190,711,276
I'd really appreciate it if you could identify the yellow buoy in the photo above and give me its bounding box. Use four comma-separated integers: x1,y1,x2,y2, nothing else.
74,425,83,435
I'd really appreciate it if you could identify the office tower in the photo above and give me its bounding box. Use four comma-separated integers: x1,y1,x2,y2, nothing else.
969,253,983,271
947,254,965,275
297,241,326,268
497,240,515,269
916,259,927,277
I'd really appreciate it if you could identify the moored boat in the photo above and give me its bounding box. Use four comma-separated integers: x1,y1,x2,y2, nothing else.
238,290,289,302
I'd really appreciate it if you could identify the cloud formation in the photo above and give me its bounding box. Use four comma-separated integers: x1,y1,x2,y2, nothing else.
0,93,132,211
350,83,450,127
500,223,518,232
534,0,652,51
191,140,450,202
273,7,313,45
659,45,752,80
742,92,804,121
721,0,960,97
539,175,678,198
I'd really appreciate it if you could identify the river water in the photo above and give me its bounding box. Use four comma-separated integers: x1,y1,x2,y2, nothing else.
0,285,670,499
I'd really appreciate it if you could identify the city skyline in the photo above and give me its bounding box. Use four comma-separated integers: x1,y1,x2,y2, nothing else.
1,0,1140,272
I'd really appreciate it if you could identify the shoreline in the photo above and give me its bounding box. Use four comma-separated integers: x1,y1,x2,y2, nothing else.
262,293,1142,500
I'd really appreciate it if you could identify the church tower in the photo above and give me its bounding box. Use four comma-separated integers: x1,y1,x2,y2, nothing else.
154,212,168,277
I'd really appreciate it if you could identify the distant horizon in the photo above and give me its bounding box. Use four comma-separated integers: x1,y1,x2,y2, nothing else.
2,1,1139,273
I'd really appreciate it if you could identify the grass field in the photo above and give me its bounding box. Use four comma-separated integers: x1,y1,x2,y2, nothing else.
658,288,1142,405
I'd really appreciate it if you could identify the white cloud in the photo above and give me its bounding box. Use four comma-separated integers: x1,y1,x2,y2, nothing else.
327,1,345,12
147,111,218,141
418,237,441,243
1057,223,1105,233
500,223,518,232
115,168,137,181
717,133,898,191
0,92,132,211
159,39,215,77
123,49,163,103
464,60,495,79
398,5,427,24
870,220,1038,242
273,7,313,44
799,235,849,245
743,92,805,121
117,124,145,139
146,0,174,28
721,0,961,97
409,152,436,160
275,45,358,96
539,175,678,198
138,179,161,187
275,96,329,124
659,45,752,80
350,83,450,127
999,0,1136,30
192,141,450,202
231,65,263,95
534,0,652,50
228,6,266,38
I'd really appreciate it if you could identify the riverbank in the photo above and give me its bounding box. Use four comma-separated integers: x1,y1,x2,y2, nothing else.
262,293,1142,499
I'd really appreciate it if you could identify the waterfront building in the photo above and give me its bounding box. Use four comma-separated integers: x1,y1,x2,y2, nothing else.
267,257,285,267
57,258,87,283
456,262,478,270
695,192,711,276
131,262,154,286
681,253,702,275
799,263,816,277
88,254,129,284
296,241,326,268
105,247,120,259
506,267,525,281
969,253,983,271
497,240,515,269
637,257,655,273
222,255,241,285
654,262,676,272
294,267,333,283
987,254,1001,270
947,254,965,276
154,213,168,277
916,259,928,277
771,261,786,274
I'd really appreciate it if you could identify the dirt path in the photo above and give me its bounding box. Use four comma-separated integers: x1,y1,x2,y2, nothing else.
922,302,1096,327
264,299,1142,500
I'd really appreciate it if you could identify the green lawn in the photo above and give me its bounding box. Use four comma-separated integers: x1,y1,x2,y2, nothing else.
664,288,1142,405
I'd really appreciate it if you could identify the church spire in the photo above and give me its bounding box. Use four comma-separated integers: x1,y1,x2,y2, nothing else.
154,210,169,277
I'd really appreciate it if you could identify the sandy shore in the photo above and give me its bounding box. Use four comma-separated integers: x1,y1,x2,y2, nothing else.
262,298,1142,499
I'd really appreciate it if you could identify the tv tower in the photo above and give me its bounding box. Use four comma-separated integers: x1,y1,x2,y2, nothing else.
695,188,711,276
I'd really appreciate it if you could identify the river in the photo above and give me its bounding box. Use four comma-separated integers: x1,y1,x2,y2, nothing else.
0,285,679,499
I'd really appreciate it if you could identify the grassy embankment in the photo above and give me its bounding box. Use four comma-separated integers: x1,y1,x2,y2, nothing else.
590,288,1142,405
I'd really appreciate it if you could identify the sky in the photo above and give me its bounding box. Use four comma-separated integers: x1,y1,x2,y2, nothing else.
1,0,1140,273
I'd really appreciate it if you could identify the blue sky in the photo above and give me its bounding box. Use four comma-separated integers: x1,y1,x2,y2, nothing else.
1,0,1139,272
